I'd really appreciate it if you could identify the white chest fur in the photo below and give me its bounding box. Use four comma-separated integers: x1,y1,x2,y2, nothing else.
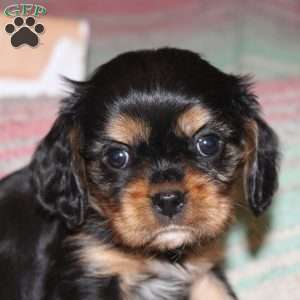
73,235,235,300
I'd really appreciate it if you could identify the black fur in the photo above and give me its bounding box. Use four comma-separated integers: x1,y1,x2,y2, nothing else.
247,118,280,215
0,48,279,299
30,117,87,229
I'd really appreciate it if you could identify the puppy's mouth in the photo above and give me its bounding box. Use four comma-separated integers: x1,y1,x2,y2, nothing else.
148,225,196,250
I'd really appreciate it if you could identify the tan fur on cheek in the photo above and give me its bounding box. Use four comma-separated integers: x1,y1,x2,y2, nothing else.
183,168,234,239
112,179,159,247
176,105,211,137
243,120,258,162
105,114,151,145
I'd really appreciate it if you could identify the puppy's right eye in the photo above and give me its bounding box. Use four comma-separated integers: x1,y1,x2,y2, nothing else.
196,134,222,157
104,148,130,169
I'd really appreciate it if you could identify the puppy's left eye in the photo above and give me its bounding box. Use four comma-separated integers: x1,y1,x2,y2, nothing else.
105,148,130,169
196,134,222,157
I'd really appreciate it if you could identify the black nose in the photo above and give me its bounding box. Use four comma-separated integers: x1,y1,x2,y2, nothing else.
152,191,185,218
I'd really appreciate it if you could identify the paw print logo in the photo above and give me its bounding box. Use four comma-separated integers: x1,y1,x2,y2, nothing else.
5,16,44,48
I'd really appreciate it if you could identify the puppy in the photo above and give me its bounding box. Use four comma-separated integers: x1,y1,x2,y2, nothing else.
0,48,279,300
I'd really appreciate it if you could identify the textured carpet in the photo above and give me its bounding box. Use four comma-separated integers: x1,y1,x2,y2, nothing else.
0,1,300,299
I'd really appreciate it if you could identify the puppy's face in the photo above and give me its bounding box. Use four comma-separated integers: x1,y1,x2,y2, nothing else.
85,100,245,251
33,48,279,253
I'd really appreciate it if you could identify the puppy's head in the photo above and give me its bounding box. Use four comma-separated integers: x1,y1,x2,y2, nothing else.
31,48,279,252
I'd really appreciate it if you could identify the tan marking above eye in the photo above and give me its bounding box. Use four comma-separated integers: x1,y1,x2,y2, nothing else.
105,114,151,145
176,105,211,137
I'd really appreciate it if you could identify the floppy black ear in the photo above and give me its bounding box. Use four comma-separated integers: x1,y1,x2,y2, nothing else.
246,118,280,215
30,116,87,229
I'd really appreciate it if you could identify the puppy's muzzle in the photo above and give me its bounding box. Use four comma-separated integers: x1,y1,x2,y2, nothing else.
151,191,185,218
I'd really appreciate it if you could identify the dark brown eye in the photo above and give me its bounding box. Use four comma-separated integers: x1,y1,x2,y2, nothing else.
105,148,130,169
196,134,221,157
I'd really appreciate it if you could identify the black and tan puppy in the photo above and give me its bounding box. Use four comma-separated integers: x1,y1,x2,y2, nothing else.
0,48,279,300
